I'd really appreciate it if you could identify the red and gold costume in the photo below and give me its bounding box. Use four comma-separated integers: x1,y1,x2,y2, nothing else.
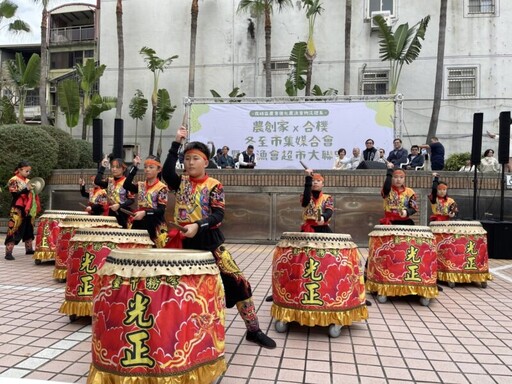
80,184,108,215
428,176,457,221
95,168,134,228
300,174,334,233
380,168,418,225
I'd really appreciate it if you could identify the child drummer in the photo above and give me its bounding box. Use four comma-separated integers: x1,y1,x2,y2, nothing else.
161,126,277,349
380,162,418,225
428,173,458,221
79,176,108,215
301,168,334,233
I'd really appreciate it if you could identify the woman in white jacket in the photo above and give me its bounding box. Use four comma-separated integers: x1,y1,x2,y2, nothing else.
479,149,501,173
332,148,351,170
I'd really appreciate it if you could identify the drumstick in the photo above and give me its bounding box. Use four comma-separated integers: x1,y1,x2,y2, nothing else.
119,207,136,217
299,160,308,169
168,221,188,233
78,202,88,209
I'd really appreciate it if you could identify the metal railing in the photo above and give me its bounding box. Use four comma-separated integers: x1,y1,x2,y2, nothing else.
50,25,95,44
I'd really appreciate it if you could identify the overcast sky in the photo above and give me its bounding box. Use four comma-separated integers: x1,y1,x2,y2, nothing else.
0,0,95,46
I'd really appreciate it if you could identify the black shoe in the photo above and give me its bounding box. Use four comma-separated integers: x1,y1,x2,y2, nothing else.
246,330,276,349
365,299,372,306
5,253,15,260
25,249,35,255
265,295,273,302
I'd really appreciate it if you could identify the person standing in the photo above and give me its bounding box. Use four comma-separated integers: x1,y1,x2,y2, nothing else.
300,169,334,233
217,146,236,169
363,139,378,161
479,149,501,173
387,138,408,167
238,145,257,169
4,161,41,260
79,176,108,215
380,162,418,225
428,173,458,221
420,137,445,171
161,126,277,349
487,130,512,172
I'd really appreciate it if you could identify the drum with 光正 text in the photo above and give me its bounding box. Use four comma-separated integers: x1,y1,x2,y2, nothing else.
366,225,438,306
87,248,226,384
271,232,368,337
53,215,121,282
430,220,492,287
59,228,154,320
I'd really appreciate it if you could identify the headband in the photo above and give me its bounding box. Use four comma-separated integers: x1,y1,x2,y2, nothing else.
312,173,324,182
144,159,161,167
15,166,31,175
185,149,208,161
393,169,406,176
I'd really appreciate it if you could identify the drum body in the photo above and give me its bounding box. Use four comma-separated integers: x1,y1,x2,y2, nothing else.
430,221,492,283
34,210,87,262
88,249,226,384
53,216,121,281
271,232,368,328
366,225,438,299
59,228,154,317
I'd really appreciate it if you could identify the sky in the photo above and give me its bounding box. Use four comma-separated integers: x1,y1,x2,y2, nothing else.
0,0,95,45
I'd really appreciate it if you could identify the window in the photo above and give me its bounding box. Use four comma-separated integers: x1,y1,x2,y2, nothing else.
447,67,477,97
468,0,495,14
360,69,389,95
367,0,395,18
263,59,290,72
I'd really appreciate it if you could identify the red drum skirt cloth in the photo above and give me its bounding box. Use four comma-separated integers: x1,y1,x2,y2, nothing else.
87,249,226,384
59,228,154,318
271,232,368,327
53,216,121,281
430,221,493,284
33,210,87,262
366,225,439,299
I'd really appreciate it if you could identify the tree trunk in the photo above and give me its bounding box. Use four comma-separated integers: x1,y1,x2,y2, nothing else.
426,0,447,143
39,6,48,125
344,0,352,95
305,59,313,96
188,0,199,98
264,7,272,97
115,0,124,118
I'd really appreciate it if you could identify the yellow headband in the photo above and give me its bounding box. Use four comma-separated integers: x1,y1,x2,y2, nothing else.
186,149,208,161
144,159,161,167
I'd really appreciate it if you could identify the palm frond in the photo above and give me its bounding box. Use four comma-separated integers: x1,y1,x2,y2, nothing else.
155,89,176,130
57,79,80,128
286,41,308,95
129,89,148,120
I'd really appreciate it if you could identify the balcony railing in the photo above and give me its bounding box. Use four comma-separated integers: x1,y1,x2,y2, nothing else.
50,25,95,44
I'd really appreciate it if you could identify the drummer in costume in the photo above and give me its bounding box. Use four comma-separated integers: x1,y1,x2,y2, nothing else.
79,176,108,215
123,155,168,248
161,126,277,349
4,161,41,260
301,169,333,233
428,173,458,221
95,156,134,228
380,162,418,225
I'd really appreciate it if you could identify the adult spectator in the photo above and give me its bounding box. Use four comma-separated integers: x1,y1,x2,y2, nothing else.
487,130,512,172
363,138,378,161
376,148,387,163
332,148,351,170
217,146,236,169
387,138,408,167
459,159,477,172
238,145,257,169
479,149,501,173
420,137,445,171
349,147,363,170
405,145,425,170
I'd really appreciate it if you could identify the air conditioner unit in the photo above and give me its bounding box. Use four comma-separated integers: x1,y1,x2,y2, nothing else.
370,10,392,30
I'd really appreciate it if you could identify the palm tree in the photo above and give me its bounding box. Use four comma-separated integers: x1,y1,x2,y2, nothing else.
374,14,430,94
0,0,30,34
155,88,176,157
302,0,323,96
115,0,124,117
426,0,447,143
237,0,293,97
34,0,50,126
343,0,351,95
5,53,40,124
57,79,80,134
189,0,199,97
128,89,148,149
139,46,178,155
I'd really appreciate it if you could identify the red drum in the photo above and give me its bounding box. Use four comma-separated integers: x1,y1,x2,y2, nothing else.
59,228,154,319
33,210,87,264
88,249,226,384
53,216,121,282
430,221,492,286
271,232,368,336
366,225,438,305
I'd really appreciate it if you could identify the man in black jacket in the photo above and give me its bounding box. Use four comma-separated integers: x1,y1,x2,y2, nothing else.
238,145,257,169
363,138,378,161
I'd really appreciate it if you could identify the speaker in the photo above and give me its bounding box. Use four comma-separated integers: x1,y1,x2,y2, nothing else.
470,112,483,166
356,161,387,170
498,111,511,164
92,118,103,163
480,220,512,259
113,118,124,160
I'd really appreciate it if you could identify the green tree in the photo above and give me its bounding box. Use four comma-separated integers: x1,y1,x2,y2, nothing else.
374,14,430,93
57,79,80,134
210,87,246,101
139,46,178,155
0,95,16,124
0,0,30,34
5,52,40,124
237,0,293,97
128,89,148,149
285,42,307,96
155,88,176,158
301,0,323,96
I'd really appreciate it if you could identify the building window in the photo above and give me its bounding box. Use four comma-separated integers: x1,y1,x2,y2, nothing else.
366,0,395,18
361,69,389,95
468,0,495,14
263,59,290,72
447,67,477,97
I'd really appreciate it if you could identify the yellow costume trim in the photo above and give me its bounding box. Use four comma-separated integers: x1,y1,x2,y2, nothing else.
53,268,67,280
366,280,439,299
59,301,92,317
87,357,227,384
33,251,55,261
437,271,493,283
271,304,368,327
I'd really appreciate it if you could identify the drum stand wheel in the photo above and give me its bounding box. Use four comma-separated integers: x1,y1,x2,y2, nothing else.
448,281,456,288
34,259,42,265
328,324,343,338
480,281,488,288
376,295,388,304
69,315,77,322
419,297,430,307
57,278,66,284
274,320,288,333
